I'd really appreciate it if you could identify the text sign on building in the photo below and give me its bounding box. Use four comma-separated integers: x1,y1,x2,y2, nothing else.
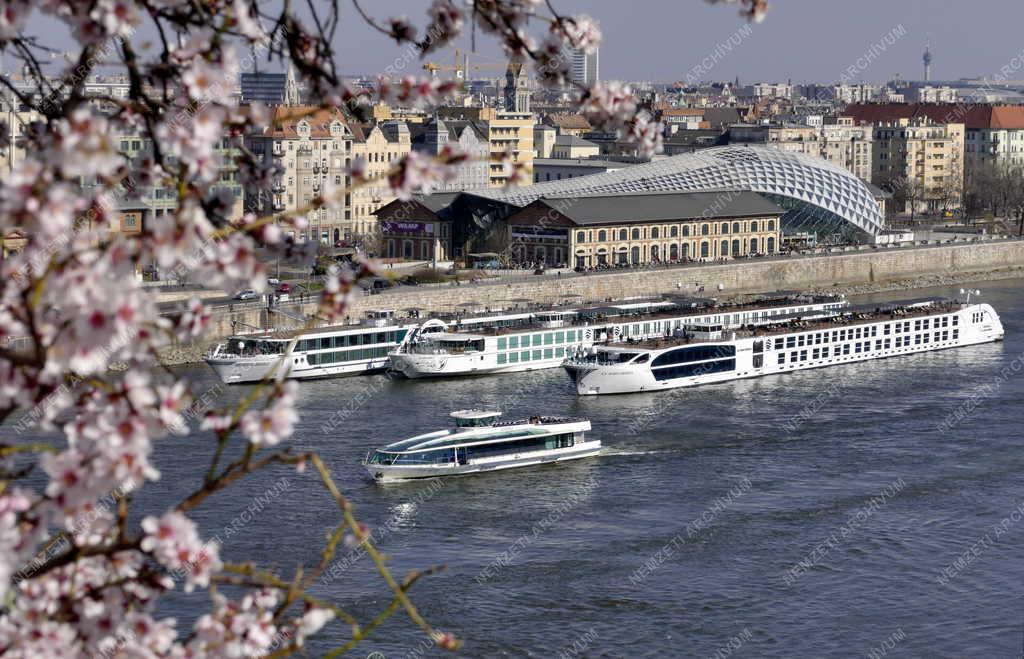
381,221,434,235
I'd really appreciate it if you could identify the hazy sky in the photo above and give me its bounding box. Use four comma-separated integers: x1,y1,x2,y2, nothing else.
332,0,1024,84
17,1,1024,85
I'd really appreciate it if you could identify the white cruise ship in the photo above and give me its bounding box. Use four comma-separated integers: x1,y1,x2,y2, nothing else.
388,295,847,379
564,296,1004,395
363,410,598,482
204,310,420,383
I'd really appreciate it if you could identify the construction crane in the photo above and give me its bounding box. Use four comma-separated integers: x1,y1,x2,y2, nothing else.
423,48,507,79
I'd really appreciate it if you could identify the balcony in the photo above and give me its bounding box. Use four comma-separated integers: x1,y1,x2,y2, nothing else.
297,146,313,156
271,181,285,193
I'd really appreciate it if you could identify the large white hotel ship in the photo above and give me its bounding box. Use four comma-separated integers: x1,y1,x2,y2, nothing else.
387,295,846,379
564,296,1003,395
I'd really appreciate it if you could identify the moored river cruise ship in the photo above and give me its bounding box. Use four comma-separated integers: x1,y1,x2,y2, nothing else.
564,297,1004,395
363,410,598,482
388,294,847,379
204,310,418,383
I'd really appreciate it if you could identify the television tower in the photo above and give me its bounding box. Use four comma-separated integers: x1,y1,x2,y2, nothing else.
922,40,932,82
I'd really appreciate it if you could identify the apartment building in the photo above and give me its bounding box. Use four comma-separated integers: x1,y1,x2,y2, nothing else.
439,106,535,187
349,121,412,241
819,117,874,181
410,117,490,192
245,106,356,244
872,117,965,213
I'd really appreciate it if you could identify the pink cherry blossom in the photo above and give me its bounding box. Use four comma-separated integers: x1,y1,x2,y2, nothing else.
240,381,299,447
141,511,221,592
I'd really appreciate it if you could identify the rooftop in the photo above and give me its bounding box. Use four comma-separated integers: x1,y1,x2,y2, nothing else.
528,189,784,225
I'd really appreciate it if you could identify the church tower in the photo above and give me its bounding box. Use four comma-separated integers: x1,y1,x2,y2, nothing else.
503,59,530,113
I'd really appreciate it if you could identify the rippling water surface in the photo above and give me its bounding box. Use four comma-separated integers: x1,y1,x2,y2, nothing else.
27,280,1024,657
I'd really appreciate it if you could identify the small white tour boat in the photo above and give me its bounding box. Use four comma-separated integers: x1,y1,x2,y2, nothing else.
363,410,598,482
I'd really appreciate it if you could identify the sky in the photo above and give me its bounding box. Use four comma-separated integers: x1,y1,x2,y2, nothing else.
331,0,1024,84
16,1,1024,85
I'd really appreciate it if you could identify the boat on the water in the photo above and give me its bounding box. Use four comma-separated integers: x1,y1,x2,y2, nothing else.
363,410,598,482
388,294,847,379
204,310,418,383
564,295,1004,395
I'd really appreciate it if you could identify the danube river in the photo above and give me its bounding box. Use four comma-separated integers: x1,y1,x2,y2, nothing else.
26,280,1024,656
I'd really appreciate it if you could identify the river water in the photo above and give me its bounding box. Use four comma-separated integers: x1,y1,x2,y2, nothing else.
15,279,1024,657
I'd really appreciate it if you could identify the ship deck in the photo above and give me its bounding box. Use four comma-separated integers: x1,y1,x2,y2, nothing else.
451,295,843,337
612,298,958,351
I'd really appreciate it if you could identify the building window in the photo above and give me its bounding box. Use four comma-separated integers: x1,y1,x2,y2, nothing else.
701,224,709,236
651,227,659,239
576,231,585,243
598,229,607,241
732,239,740,255
750,220,758,232
631,228,640,240
670,244,678,260
767,219,775,231
732,222,740,234
750,237,758,253
683,225,690,237
721,222,729,234
670,226,678,237
700,242,709,258
721,240,729,256
767,237,775,253
619,229,627,241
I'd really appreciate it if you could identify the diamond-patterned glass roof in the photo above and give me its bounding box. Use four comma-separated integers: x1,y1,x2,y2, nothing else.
475,146,885,235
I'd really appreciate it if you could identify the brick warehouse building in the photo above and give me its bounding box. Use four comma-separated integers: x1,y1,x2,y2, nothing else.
504,191,783,269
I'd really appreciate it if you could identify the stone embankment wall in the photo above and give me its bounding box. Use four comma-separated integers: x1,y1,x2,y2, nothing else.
341,241,1024,317
161,241,1024,365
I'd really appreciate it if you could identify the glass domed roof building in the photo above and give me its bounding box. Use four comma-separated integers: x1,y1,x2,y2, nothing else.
473,145,886,240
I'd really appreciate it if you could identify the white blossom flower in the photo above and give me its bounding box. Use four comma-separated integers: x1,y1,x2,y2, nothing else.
240,381,298,447
141,511,221,592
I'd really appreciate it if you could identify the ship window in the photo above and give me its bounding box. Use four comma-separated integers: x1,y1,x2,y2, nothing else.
533,335,542,346
498,353,507,364
786,337,795,348
653,358,735,381
915,335,922,345
544,348,553,359
555,331,565,343
509,352,519,363
556,347,564,358
650,345,736,368
533,349,542,360
498,338,507,350
775,338,784,350
953,329,959,339
509,336,518,348
544,333,553,345
843,345,850,355
790,352,798,363
521,351,530,361
800,350,807,361
777,353,785,365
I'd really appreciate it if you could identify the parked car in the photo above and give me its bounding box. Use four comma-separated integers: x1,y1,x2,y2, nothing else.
267,277,280,287
277,283,291,294
233,289,258,301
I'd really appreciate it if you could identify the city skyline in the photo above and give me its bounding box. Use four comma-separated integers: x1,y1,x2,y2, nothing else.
330,0,1023,84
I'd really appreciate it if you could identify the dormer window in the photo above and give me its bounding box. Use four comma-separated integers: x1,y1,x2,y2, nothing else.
297,121,310,136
